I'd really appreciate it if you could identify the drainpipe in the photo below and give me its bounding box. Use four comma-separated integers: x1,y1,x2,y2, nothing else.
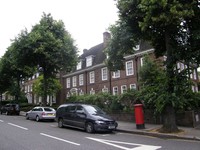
85,71,88,94
109,69,112,94
135,56,139,90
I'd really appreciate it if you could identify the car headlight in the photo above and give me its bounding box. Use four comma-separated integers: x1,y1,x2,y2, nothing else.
95,120,105,124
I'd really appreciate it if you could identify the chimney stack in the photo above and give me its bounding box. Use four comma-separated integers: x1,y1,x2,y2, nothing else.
103,32,111,48
83,49,88,53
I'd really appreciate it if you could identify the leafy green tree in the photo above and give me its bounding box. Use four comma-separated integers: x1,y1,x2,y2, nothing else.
33,75,61,103
0,58,11,106
21,13,78,105
107,0,200,132
0,29,36,102
30,13,77,105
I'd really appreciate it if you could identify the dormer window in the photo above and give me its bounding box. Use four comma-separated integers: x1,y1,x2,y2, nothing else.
86,56,93,67
76,61,82,70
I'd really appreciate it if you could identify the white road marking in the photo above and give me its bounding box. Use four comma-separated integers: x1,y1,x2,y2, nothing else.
50,125,57,127
40,133,80,146
86,137,161,150
0,120,4,122
8,123,28,130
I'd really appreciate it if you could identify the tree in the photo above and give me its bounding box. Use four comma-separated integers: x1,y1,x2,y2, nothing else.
107,0,200,132
139,55,195,115
33,75,61,105
0,30,36,102
23,13,78,105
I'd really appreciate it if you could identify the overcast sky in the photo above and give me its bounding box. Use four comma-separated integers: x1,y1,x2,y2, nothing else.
0,0,119,57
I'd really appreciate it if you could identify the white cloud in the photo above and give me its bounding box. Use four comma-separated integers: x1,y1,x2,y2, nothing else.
0,0,118,57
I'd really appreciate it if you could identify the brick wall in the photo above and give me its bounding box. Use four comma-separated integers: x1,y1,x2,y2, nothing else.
109,109,200,128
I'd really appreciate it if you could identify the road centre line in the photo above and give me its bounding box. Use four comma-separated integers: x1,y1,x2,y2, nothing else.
0,120,4,122
40,133,80,146
8,123,28,130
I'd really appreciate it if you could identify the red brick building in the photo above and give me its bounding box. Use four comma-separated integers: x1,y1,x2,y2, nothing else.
59,32,199,105
22,32,199,105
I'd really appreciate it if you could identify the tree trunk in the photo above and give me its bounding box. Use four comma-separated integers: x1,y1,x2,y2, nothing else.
42,69,47,106
160,105,179,133
15,77,21,102
160,30,179,133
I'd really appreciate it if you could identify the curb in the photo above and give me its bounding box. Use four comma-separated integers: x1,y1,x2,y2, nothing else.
116,129,200,142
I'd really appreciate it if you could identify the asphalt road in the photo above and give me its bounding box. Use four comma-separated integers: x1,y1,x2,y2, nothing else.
0,115,199,150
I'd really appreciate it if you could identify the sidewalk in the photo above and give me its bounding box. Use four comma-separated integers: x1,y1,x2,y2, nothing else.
116,121,200,141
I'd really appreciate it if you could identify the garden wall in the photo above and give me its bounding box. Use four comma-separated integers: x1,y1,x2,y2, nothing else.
109,109,200,128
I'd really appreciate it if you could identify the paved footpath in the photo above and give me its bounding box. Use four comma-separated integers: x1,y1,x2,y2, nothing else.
117,121,200,141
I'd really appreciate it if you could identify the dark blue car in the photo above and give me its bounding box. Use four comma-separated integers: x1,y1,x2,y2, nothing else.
56,103,118,133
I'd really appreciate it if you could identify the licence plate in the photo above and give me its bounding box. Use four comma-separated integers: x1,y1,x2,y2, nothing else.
47,113,54,116
108,125,115,129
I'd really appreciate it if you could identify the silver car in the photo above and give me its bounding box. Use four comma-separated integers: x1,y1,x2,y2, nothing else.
26,107,56,122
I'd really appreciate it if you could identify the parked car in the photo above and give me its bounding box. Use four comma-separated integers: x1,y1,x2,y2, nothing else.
56,103,118,133
26,106,56,122
0,103,20,115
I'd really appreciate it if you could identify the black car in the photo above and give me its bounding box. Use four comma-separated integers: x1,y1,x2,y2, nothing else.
0,103,20,115
56,103,118,133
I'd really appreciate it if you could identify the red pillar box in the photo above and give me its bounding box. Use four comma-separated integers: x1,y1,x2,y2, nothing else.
134,104,145,129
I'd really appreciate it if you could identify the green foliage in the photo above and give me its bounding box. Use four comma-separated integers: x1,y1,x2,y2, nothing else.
29,13,78,76
119,89,139,112
109,0,200,131
33,75,61,97
138,56,166,112
138,55,199,114
66,91,140,113
105,22,139,71
0,13,78,105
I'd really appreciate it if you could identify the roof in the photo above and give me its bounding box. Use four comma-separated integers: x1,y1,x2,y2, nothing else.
78,43,106,69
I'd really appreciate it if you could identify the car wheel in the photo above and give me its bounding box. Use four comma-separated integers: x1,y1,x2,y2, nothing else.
58,118,63,128
36,115,40,122
85,122,94,133
26,114,29,120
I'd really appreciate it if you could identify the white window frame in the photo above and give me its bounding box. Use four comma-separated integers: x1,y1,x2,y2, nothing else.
86,56,92,67
79,74,84,86
72,76,77,87
90,88,95,95
79,89,84,95
177,63,181,73
66,78,70,88
76,61,82,70
140,57,144,67
101,67,108,81
113,86,118,95
121,85,127,94
130,84,137,90
30,84,33,92
102,85,108,93
126,61,134,76
66,92,70,98
113,70,120,78
180,63,185,71
192,86,195,92
89,71,95,83
190,70,193,79
193,70,197,80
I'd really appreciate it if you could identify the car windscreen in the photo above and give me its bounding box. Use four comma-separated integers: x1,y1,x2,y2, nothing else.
84,105,105,115
44,108,54,112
